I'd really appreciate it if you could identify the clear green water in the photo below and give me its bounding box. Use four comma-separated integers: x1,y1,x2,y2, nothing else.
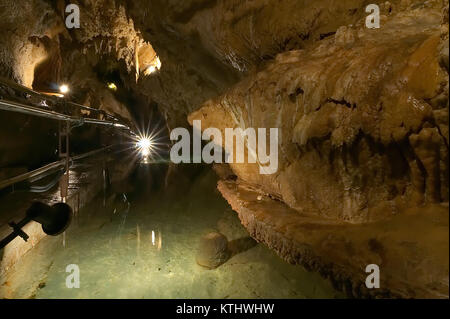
0,165,343,299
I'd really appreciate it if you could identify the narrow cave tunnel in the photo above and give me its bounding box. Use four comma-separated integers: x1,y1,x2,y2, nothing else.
0,0,448,302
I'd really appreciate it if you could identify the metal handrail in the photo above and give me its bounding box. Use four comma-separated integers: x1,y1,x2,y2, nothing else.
0,145,116,190
0,81,135,191
0,76,133,130
0,99,130,129
0,161,65,190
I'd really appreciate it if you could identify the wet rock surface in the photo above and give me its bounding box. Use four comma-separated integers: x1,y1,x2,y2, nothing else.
188,1,449,296
190,2,449,224
218,180,449,298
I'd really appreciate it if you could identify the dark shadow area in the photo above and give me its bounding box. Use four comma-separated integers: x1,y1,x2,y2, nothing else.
228,236,258,258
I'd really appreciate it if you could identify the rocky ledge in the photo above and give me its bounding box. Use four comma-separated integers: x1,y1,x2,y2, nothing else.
218,179,449,298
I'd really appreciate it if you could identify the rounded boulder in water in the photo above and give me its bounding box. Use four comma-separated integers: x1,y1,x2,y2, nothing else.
196,232,230,269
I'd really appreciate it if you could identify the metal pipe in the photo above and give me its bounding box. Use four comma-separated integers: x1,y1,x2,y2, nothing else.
82,118,129,129
1,77,122,122
71,144,115,161
0,99,76,122
0,145,116,190
0,99,131,130
0,161,65,190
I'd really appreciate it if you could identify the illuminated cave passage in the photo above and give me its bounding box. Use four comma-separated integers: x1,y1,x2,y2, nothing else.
0,0,448,299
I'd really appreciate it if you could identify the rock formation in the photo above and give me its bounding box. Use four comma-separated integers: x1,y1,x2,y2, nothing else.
190,1,449,223
188,0,449,297
0,0,448,298
196,231,230,269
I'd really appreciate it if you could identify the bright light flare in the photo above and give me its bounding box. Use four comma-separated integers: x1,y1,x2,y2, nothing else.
108,82,117,91
144,57,162,76
136,136,154,161
144,66,156,75
59,84,69,94
141,147,150,157
128,123,168,165
137,137,152,150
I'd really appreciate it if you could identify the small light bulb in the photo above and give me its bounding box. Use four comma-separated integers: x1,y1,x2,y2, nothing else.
138,138,151,149
144,66,156,75
59,84,69,94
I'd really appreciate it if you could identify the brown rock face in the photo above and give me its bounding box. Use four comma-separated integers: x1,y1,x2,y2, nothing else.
218,180,449,298
186,0,449,297
190,2,449,224
196,232,230,269
0,1,64,87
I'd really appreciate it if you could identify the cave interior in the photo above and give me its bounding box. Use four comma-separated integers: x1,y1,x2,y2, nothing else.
0,0,448,299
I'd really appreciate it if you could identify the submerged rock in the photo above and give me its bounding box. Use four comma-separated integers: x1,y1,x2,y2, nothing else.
196,232,230,269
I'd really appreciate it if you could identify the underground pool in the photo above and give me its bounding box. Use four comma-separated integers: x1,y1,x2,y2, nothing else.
0,164,343,299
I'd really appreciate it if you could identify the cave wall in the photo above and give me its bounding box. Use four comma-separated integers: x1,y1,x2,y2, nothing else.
0,1,65,87
125,0,415,128
189,0,449,223
0,0,147,169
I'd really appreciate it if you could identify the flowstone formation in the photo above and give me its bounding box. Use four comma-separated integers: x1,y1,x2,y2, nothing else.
189,1,449,297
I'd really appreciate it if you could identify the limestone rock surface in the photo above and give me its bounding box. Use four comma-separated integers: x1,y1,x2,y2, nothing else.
196,231,230,269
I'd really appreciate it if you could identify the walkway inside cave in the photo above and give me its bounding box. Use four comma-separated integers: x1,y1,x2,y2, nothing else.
0,163,343,299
